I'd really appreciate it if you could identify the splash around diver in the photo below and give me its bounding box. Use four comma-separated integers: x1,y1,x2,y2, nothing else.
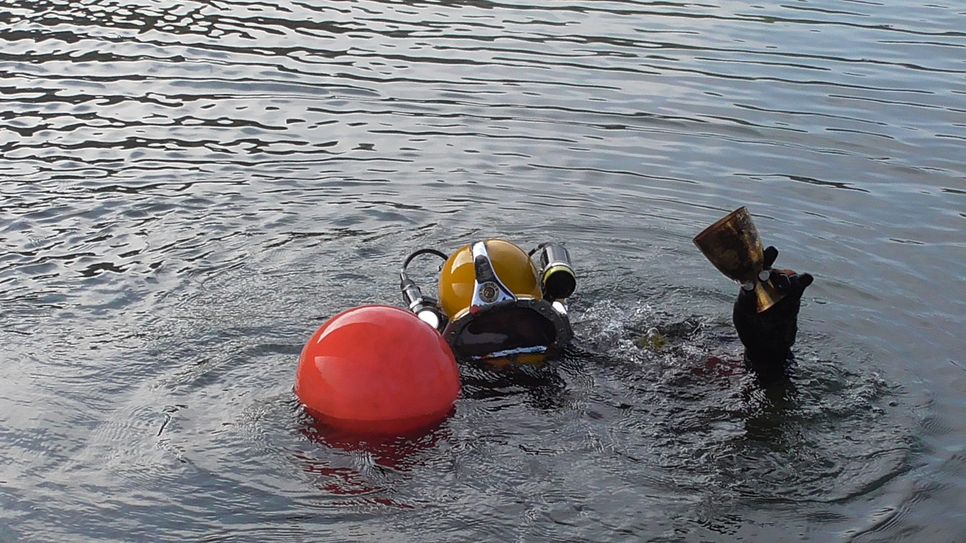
294,208,814,435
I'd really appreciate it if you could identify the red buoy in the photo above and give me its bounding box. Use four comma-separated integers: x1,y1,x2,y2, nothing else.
295,305,461,435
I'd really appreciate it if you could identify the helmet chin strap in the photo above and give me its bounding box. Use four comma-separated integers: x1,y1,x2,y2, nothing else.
470,241,517,311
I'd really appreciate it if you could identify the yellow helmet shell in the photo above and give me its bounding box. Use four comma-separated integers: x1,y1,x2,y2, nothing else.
439,239,542,318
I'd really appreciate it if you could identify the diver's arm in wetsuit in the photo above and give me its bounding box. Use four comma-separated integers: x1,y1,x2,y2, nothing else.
732,246,814,382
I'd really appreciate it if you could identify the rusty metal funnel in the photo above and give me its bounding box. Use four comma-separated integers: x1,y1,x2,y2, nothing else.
692,207,784,313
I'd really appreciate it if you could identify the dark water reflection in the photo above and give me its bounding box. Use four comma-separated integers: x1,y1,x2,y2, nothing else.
1,0,964,541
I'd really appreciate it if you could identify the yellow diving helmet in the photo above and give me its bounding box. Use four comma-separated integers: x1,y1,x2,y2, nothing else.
400,239,576,366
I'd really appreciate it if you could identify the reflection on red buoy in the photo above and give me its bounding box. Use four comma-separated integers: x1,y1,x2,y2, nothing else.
295,305,460,435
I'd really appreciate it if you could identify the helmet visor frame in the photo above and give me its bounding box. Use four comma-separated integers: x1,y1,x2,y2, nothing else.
442,298,573,362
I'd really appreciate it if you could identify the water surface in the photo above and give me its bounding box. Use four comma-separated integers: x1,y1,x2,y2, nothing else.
1,0,964,541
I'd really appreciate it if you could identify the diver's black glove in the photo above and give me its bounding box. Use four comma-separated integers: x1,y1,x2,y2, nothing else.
732,246,814,370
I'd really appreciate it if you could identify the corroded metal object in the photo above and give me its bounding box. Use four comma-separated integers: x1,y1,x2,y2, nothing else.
692,207,784,313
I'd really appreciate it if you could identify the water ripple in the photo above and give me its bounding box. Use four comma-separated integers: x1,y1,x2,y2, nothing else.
2,0,965,541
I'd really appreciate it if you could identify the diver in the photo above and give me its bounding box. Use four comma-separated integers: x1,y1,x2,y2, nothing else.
399,208,812,382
